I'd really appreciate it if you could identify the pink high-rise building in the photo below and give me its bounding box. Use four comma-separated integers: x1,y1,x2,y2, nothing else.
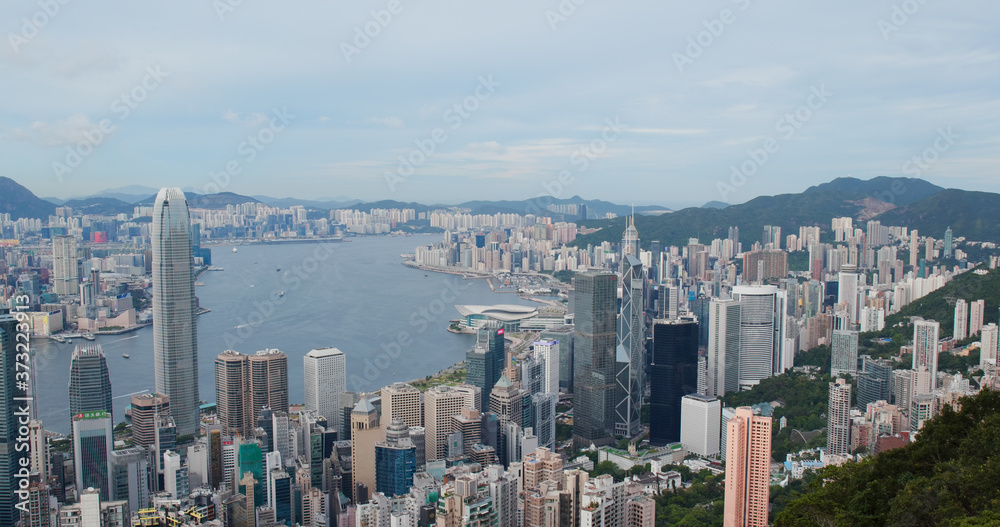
724,408,772,527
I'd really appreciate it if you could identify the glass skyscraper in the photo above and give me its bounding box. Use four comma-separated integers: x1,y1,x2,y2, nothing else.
72,410,114,500
375,419,417,497
0,313,26,525
649,319,699,445
68,344,113,423
152,188,200,436
466,323,505,411
572,272,618,449
615,254,645,438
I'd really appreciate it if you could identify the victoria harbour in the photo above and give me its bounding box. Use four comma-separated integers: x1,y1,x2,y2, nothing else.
33,235,535,435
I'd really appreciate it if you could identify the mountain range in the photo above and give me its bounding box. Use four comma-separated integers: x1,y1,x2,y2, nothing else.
3,176,998,243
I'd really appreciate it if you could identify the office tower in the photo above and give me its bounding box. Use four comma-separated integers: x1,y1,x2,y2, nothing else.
970,300,985,336
248,349,289,419
130,393,169,450
827,379,852,456
271,412,290,467
187,443,209,489
540,328,574,393
27,421,48,482
532,340,560,395
723,408,771,527
350,398,383,503
380,382,423,429
52,235,79,296
152,188,200,436
572,272,618,449
110,447,149,513
830,330,859,378
615,254,645,438
708,299,741,397
375,419,417,497
268,467,293,525
466,324,505,412
490,375,524,465
304,347,347,435
531,393,557,450
953,299,969,341
216,350,250,436
980,324,999,370
237,442,263,507
163,450,189,499
943,227,953,259
837,266,859,325
67,344,113,423
731,285,788,388
424,385,478,462
451,408,482,456
215,349,289,436
857,357,892,409
912,319,940,389
680,394,721,457
72,410,114,500
154,415,177,477
649,319,699,445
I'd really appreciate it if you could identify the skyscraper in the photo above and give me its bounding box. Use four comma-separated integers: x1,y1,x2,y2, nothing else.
532,340,560,396
424,385,478,462
980,324,999,370
572,272,618,449
826,379,852,456
350,398,383,503
953,299,968,341
857,357,892,409
724,408,771,527
970,300,985,336
67,344,114,425
943,227,953,259
615,254,645,438
152,188,200,436
680,394,721,457
72,410,114,500
830,330,859,378
466,324,505,412
912,318,940,392
303,347,347,435
52,235,79,296
374,419,417,497
215,350,250,436
649,319,699,446
215,349,289,436
130,393,169,449
731,285,787,388
380,382,423,429
0,314,26,526
708,299,741,397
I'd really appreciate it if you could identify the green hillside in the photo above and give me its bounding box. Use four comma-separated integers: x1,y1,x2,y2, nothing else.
874,189,1000,243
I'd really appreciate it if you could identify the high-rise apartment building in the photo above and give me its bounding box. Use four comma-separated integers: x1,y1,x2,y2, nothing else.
130,393,170,449
912,318,940,390
830,330,859,378
67,344,114,426
52,235,79,296
215,349,289,436
953,299,968,341
572,272,618,449
980,324,999,370
649,319,699,446
680,394,721,457
380,382,423,429
152,188,200,436
742,250,787,283
970,299,985,336
615,254,645,438
724,408,771,527
303,347,347,435
827,379,852,456
466,324,505,412
72,410,114,500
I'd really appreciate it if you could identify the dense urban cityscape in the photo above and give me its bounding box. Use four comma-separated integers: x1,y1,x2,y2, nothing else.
0,174,998,526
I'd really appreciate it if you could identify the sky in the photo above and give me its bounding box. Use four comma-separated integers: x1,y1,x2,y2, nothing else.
1,1,997,208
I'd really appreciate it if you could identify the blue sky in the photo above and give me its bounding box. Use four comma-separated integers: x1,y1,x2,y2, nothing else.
1,0,997,208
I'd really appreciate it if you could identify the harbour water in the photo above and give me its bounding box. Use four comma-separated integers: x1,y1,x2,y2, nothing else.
32,235,537,435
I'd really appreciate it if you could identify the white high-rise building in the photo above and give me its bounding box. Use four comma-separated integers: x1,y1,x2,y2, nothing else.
152,188,200,436
731,285,788,389
980,324,999,370
303,347,346,434
969,300,985,336
826,379,852,456
837,266,860,325
707,299,741,397
532,340,560,396
830,330,859,378
953,299,968,341
52,235,79,296
912,319,940,387
680,394,721,457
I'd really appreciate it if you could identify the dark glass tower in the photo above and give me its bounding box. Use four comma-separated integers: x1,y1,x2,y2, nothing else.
572,272,618,449
67,344,113,423
0,313,26,525
466,323,505,411
649,319,699,445
375,419,417,497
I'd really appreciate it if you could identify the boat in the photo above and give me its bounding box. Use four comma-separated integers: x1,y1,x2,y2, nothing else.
276,268,281,272
278,291,285,297
122,354,130,359
232,247,238,253
81,333,95,341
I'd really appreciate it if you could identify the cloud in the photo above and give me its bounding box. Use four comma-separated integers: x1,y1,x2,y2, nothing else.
7,113,107,147
222,110,269,127
319,116,332,123
367,116,405,128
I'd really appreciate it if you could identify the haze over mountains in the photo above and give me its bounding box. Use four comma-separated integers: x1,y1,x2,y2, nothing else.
5,175,999,244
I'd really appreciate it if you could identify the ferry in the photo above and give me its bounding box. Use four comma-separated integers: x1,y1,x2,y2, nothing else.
81,333,96,341
122,354,130,359
278,291,285,297
232,247,238,253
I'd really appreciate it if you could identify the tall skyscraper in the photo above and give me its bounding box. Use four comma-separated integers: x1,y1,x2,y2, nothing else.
67,344,114,425
466,324,505,412
152,188,200,436
52,235,79,296
374,419,417,498
830,330,859,378
110,447,149,513
0,314,26,526
532,340,560,395
215,350,250,436
215,349,289,436
943,227,953,259
130,393,170,449
649,319,699,446
969,300,985,336
909,230,919,268
350,398,383,503
303,347,347,435
857,357,892,409
380,382,423,429
953,299,969,341
980,323,999,370
615,254,645,438
572,272,618,449
826,379,852,456
72,410,114,500
424,385,478,462
912,318,940,391
708,299,741,397
621,212,640,259
724,408,771,527
731,285,787,388
837,265,860,325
